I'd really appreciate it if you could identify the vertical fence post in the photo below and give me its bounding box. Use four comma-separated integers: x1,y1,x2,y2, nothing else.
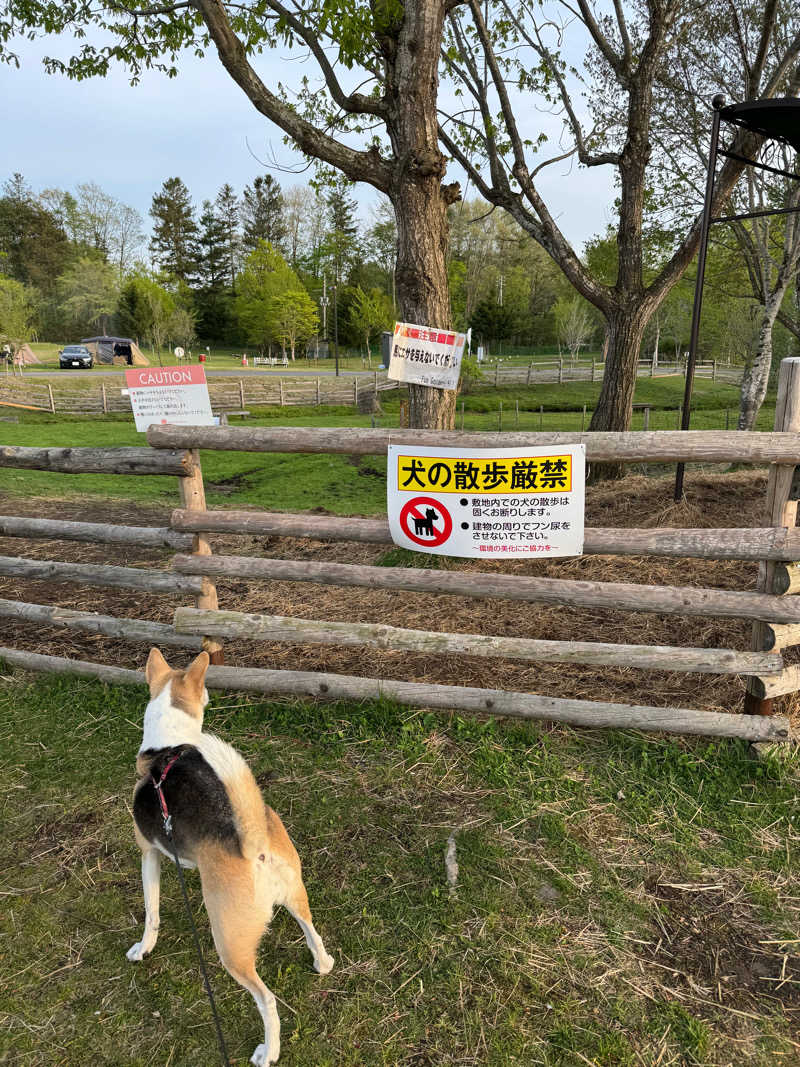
279,379,285,406
677,405,682,429
101,383,108,415
558,358,563,384
239,379,245,408
354,378,359,406
591,359,595,382
47,383,55,414
642,406,650,431
527,361,533,385
581,404,586,431
179,453,224,665
498,401,503,431
539,405,543,430
712,359,717,383
495,363,500,387
745,357,800,716
515,399,519,429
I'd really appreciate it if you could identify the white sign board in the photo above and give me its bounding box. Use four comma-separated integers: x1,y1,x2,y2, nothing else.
125,365,214,432
388,322,467,390
388,445,585,558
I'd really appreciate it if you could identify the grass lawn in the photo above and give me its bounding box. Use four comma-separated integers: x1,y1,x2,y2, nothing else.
0,378,775,513
1,670,797,1066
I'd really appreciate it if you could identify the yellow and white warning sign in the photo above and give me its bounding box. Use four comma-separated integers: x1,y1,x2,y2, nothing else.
387,444,585,558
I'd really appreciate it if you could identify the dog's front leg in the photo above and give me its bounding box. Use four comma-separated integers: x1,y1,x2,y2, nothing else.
126,847,162,961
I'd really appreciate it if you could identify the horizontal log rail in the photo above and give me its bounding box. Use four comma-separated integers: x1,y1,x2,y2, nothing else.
170,507,800,562
172,552,800,624
0,598,202,649
0,445,195,477
0,646,790,742
0,515,194,550
173,606,783,676
0,555,204,595
148,425,800,463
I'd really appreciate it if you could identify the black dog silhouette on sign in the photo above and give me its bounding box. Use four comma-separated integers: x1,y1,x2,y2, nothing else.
413,507,439,537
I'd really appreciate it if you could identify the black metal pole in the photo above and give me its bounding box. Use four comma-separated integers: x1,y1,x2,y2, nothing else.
333,283,340,377
674,94,725,502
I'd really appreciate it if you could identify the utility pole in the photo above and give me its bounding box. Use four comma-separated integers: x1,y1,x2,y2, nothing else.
333,282,340,377
320,274,329,343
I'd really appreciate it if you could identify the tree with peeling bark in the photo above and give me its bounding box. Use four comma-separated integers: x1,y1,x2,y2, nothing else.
649,0,800,431
439,0,800,470
0,0,462,429
732,162,800,430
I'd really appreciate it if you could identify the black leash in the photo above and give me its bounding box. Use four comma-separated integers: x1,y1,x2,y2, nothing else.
152,760,232,1067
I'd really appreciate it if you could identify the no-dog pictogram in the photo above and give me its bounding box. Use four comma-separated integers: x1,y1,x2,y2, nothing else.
398,496,453,548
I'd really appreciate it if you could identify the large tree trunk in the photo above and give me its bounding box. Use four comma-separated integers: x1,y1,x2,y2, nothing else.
385,0,459,430
393,179,456,428
588,305,649,478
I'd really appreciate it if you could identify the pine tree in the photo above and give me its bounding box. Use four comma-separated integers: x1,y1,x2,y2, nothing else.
149,177,199,283
214,183,241,288
197,200,228,289
324,178,359,285
241,175,286,255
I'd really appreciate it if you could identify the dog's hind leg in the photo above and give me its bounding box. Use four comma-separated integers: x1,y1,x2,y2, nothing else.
202,850,280,1066
284,877,334,976
126,846,162,961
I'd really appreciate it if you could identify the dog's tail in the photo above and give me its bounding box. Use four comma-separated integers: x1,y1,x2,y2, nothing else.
197,733,269,861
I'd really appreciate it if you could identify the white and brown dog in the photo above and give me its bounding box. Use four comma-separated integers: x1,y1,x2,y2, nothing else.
127,648,333,1066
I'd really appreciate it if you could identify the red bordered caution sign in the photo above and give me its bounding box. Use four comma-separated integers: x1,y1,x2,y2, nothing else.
398,496,453,548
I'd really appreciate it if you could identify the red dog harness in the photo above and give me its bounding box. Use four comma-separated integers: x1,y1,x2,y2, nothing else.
150,752,182,838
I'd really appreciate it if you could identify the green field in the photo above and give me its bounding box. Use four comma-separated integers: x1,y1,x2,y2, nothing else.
0,377,773,511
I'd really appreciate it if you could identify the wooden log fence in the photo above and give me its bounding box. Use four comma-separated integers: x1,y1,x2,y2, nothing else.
0,598,202,649
0,514,193,550
0,442,224,669
0,375,400,415
0,555,204,595
170,507,800,562
745,358,800,714
2,363,799,743
172,552,800,624
147,425,800,464
0,444,195,477
172,606,783,676
0,646,788,743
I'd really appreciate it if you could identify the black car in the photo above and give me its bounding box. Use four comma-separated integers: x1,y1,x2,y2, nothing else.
59,345,93,369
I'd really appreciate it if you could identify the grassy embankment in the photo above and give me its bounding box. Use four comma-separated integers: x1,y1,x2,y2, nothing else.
0,670,797,1066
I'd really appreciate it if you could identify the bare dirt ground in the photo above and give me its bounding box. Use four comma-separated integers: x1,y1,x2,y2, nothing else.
2,469,798,720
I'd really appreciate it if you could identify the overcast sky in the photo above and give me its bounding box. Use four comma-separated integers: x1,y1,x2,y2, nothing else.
1,34,617,256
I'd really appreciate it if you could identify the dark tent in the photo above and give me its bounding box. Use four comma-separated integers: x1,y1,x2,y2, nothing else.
81,335,149,366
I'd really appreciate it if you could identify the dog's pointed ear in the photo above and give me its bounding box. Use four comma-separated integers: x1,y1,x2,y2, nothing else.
183,651,210,699
145,647,171,692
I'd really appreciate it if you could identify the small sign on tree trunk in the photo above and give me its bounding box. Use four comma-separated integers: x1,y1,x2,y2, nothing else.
387,322,467,390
